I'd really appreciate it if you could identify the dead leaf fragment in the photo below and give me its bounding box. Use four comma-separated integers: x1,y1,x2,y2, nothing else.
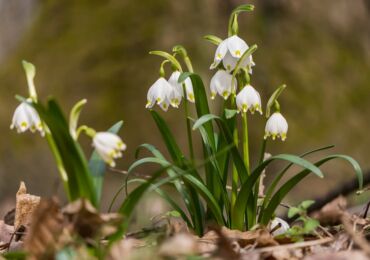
303,250,368,260
24,198,64,260
63,199,122,239
15,182,40,230
311,196,347,225
158,233,198,257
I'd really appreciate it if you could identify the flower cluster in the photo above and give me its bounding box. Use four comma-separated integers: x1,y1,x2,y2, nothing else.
11,61,126,167
146,71,194,111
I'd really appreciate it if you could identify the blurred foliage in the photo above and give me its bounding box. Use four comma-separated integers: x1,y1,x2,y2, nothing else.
0,0,369,209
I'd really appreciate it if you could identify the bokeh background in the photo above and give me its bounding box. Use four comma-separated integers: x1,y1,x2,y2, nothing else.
0,0,369,217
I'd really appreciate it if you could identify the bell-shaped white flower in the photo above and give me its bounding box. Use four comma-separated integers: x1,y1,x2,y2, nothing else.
10,101,44,136
210,35,255,73
236,85,262,114
92,132,126,167
146,77,173,111
270,217,290,236
264,112,288,141
210,70,236,100
168,71,195,103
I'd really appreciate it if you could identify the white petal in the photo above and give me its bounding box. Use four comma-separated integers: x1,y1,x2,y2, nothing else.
222,51,238,72
210,70,236,99
270,217,290,236
227,35,248,58
213,39,228,63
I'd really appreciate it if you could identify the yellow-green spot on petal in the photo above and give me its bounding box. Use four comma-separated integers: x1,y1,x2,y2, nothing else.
235,50,241,57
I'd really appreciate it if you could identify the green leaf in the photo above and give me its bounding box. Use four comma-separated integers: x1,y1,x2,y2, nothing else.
266,84,286,118
303,219,320,233
150,110,184,165
32,99,97,206
231,4,255,15
149,50,182,71
203,34,222,45
300,200,315,210
88,120,123,204
232,154,323,230
225,109,238,119
69,99,87,140
287,207,301,218
259,145,334,222
261,154,363,225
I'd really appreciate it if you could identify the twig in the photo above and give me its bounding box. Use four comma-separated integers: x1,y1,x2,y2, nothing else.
341,215,370,255
253,237,333,253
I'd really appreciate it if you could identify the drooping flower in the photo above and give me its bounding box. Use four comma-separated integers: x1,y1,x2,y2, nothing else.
270,217,290,236
10,101,44,136
264,112,288,141
236,85,262,114
92,132,126,167
210,70,236,100
168,71,195,103
210,35,255,73
146,77,173,111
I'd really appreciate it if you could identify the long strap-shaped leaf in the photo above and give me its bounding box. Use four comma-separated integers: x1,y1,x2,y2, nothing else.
260,154,363,225
231,154,323,230
33,99,97,206
258,145,334,221
193,114,249,183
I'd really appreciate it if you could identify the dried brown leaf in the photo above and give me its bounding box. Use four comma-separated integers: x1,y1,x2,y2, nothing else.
303,250,368,260
62,199,122,239
107,238,145,260
24,197,64,260
15,182,40,230
311,196,347,225
158,233,198,258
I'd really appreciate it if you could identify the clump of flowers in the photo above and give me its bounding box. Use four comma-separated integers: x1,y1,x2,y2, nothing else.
11,61,126,207
116,4,363,236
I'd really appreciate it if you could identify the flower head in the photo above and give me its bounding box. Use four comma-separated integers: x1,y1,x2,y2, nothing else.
236,85,262,114
10,101,44,136
264,112,288,141
270,217,290,236
168,71,195,103
146,77,173,111
210,35,255,73
92,132,126,167
210,70,236,100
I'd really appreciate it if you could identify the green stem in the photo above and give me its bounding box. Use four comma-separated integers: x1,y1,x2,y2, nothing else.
242,113,250,175
254,138,267,224
183,85,195,162
230,95,239,215
258,139,267,164
44,127,71,201
184,56,194,73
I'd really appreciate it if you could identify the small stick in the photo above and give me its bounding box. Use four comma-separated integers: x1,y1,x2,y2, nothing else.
253,237,333,253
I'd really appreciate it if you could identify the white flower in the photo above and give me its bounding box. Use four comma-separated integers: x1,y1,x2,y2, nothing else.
236,85,262,114
210,35,255,73
264,112,288,141
270,217,290,236
10,101,44,136
168,71,195,103
146,77,173,111
92,132,126,167
210,70,236,100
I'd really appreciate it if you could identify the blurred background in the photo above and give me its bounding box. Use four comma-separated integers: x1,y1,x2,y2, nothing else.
0,0,369,218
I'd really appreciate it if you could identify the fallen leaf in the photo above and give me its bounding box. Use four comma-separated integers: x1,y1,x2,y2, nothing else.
158,233,198,257
311,196,347,225
14,182,40,230
24,197,64,260
303,250,368,260
62,199,122,239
